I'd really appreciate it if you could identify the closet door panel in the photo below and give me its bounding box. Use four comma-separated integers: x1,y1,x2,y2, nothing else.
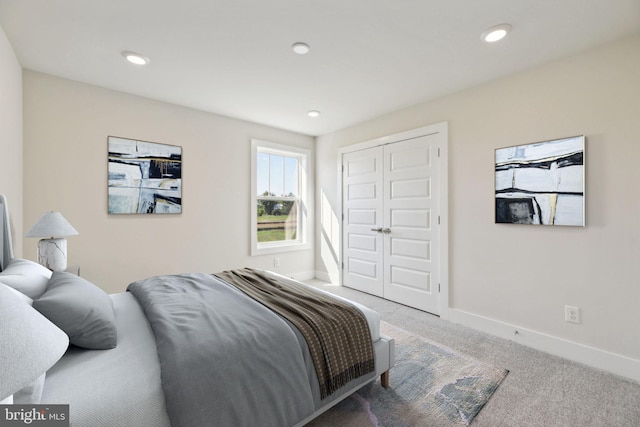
342,147,384,297
383,135,440,314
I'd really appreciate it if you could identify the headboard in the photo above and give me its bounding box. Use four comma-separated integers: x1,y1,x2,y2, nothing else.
0,194,14,271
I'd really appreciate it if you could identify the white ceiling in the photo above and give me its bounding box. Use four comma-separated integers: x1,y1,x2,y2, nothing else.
1,0,639,136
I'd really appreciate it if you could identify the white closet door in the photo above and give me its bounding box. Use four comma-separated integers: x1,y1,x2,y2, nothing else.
342,147,384,296
341,132,442,314
383,135,440,313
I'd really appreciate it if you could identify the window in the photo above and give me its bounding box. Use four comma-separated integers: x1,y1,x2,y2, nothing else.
251,140,311,255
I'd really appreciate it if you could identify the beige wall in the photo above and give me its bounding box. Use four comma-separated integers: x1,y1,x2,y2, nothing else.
23,71,315,293
0,25,23,257
316,35,640,366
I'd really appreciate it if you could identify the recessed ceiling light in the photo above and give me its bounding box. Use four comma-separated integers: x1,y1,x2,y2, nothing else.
307,110,320,118
121,50,149,65
482,24,512,43
292,42,310,55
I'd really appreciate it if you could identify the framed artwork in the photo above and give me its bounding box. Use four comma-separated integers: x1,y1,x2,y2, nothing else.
495,135,584,226
108,136,182,214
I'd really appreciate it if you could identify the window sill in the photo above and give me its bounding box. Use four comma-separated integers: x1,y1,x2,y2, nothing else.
251,242,311,256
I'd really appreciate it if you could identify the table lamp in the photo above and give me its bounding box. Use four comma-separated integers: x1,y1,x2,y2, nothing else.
0,284,69,404
25,211,79,271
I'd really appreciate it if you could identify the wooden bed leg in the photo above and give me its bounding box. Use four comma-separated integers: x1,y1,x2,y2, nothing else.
381,370,390,388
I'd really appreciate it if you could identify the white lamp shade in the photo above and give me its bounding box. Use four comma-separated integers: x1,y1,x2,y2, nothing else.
25,212,78,238
0,284,69,401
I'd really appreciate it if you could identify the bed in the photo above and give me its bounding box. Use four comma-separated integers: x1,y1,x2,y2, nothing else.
0,194,395,427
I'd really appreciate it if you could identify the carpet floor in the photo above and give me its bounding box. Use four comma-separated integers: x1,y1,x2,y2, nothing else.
306,280,640,427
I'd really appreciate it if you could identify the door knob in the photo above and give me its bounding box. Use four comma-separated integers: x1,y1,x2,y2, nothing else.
381,228,391,234
370,227,383,233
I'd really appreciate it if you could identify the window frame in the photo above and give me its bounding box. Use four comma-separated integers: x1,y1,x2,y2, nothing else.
251,139,311,256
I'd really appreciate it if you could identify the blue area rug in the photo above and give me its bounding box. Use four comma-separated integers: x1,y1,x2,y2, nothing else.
308,322,508,426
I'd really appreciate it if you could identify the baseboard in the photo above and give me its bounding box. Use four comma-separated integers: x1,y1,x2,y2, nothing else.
448,308,640,383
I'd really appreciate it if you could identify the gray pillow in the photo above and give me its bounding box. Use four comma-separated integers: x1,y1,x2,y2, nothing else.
0,258,52,299
33,272,117,350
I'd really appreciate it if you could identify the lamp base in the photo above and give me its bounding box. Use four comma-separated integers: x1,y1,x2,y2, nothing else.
37,238,68,271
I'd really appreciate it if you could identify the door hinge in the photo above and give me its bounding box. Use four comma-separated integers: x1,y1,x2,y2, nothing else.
438,215,440,225
437,147,440,157
438,283,441,292
342,262,344,270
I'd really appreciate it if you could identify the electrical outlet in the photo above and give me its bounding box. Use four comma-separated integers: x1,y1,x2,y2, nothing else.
565,305,580,324
273,257,280,268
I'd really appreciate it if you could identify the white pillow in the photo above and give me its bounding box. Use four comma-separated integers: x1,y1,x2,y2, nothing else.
1,283,53,404
0,258,52,299
13,373,45,404
0,281,34,305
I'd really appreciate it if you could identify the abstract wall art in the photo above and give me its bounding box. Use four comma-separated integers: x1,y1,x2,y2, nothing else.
495,135,584,226
108,136,182,214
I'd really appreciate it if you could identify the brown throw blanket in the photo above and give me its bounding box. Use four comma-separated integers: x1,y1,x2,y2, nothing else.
215,268,375,399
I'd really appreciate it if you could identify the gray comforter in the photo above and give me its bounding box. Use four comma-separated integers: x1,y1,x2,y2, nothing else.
128,273,315,427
